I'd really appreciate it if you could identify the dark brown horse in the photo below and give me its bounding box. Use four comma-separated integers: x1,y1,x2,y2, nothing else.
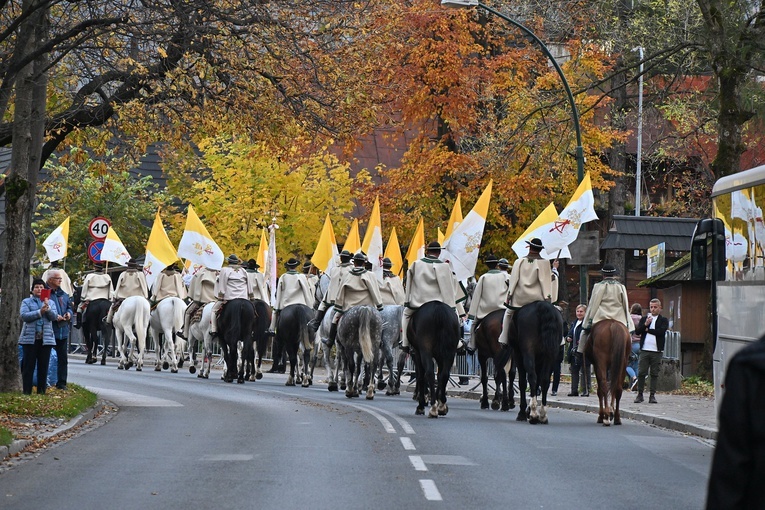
584,319,631,426
473,309,513,411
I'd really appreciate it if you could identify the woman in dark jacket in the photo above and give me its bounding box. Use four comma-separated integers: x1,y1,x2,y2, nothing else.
19,279,58,394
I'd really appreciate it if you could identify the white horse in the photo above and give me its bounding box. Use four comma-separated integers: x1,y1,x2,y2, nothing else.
113,296,151,371
188,302,215,378
150,297,187,373
309,308,344,391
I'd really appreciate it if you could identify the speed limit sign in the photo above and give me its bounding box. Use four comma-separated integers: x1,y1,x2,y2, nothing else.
88,217,111,240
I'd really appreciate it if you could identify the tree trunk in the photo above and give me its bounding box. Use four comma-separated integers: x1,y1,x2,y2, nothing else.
711,70,751,177
0,3,48,393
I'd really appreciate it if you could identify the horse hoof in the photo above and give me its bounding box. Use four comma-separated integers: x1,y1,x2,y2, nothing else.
189,366,196,374
302,380,310,388
328,383,338,392
603,420,611,427
198,373,205,378
118,365,124,370
126,361,133,370
136,367,142,372
237,378,244,384
203,374,209,379
428,407,439,418
501,402,511,412
340,383,347,391
255,372,263,380
377,380,386,391
480,400,489,410
286,380,295,387
597,416,604,423
154,366,162,372
178,360,184,368
614,418,622,425
100,359,106,365
162,361,169,370
529,416,539,424
171,368,178,374
516,412,527,422
490,401,500,411
345,390,354,398
438,404,448,416
415,407,425,415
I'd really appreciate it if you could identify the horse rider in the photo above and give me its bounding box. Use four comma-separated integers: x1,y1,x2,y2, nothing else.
326,252,385,348
42,259,74,296
151,262,187,304
498,238,557,346
498,258,511,276
267,257,314,335
76,262,113,328
466,254,509,353
177,265,219,340
211,255,255,338
105,258,149,325
309,249,354,328
302,261,319,297
245,259,270,305
576,263,632,354
401,241,461,353
379,257,405,306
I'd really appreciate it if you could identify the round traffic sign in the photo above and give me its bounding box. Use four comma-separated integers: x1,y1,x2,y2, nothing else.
88,241,104,262
89,217,111,240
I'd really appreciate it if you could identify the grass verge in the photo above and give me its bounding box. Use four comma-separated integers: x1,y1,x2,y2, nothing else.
0,384,98,444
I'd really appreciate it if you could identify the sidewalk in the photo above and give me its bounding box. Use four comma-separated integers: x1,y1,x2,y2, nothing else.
448,379,717,440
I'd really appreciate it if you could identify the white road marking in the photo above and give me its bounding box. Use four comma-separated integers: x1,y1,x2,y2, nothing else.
400,437,416,451
369,406,416,434
87,387,182,407
419,479,442,501
345,403,395,433
409,455,427,471
200,454,254,461
419,455,476,466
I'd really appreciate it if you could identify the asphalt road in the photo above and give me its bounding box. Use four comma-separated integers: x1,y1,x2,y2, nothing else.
0,362,713,509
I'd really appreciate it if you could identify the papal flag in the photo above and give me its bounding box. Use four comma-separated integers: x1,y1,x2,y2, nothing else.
312,214,339,273
257,228,269,270
268,221,278,303
384,227,404,277
177,205,224,270
438,228,445,244
101,226,131,266
441,181,492,282
540,172,599,252
444,194,463,240
361,196,384,280
42,217,69,262
512,203,572,260
343,218,361,254
144,211,180,290
405,217,425,269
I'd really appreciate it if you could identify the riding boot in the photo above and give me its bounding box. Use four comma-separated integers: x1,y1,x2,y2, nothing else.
325,322,337,348
74,312,82,329
498,309,513,346
308,308,326,330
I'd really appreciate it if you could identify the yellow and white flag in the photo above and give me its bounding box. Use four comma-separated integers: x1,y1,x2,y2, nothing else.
512,203,572,260
42,217,69,262
177,205,224,270
444,194,463,241
101,226,131,266
405,217,425,269
384,227,404,277
540,172,598,252
144,211,180,290
256,228,269,270
441,181,492,281
361,197,384,280
312,214,339,273
438,228,445,244
343,218,361,254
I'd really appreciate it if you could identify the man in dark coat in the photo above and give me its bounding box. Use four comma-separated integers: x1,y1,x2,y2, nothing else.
706,334,765,509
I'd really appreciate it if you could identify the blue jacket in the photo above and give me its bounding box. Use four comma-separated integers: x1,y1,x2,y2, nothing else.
49,287,73,340
19,296,58,346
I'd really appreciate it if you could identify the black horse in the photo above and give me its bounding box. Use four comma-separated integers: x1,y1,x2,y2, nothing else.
77,290,111,365
496,301,563,424
218,298,256,383
408,301,461,418
243,299,271,381
275,303,314,387
473,308,513,411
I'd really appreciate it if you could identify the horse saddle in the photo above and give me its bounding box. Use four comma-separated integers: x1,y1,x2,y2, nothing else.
190,305,205,325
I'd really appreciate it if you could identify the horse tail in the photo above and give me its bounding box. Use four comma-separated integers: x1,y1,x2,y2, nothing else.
609,322,630,393
173,298,186,333
538,301,561,353
134,299,149,333
359,307,375,363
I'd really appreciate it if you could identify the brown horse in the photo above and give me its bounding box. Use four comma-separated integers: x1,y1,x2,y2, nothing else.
584,319,631,426
473,309,513,411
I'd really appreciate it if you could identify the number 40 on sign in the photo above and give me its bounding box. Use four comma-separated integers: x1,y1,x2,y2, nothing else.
89,217,111,240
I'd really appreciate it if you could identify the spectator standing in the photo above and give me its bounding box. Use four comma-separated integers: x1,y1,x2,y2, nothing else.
46,270,72,390
633,298,669,404
566,304,588,396
628,303,643,390
19,279,59,394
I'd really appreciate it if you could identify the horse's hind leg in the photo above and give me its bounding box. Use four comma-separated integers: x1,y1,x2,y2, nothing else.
436,360,450,416
301,348,312,388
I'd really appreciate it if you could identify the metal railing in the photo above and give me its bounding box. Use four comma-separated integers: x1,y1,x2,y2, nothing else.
663,330,681,360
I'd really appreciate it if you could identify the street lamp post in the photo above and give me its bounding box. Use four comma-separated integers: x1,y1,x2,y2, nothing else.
441,0,588,301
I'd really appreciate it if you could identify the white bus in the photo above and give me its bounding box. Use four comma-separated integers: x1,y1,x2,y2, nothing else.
709,163,765,408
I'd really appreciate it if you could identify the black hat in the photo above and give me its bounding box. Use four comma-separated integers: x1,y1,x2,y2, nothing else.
426,241,441,252
526,238,544,251
364,260,373,270
352,252,367,263
498,258,510,268
302,261,312,271
285,257,300,269
227,254,240,265
247,258,259,270
127,258,140,269
382,257,393,269
601,264,617,276
339,250,352,261
485,254,499,264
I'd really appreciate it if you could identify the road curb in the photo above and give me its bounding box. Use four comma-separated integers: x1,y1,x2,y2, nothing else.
1,400,107,462
446,388,717,440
